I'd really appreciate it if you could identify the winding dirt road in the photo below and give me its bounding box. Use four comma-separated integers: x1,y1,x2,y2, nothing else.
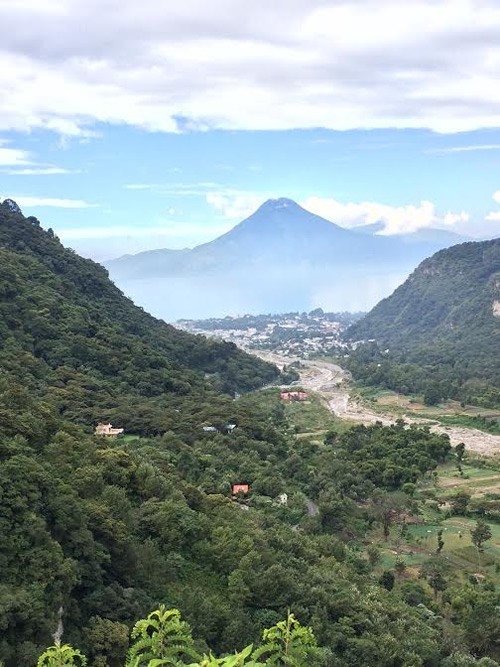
253,351,500,456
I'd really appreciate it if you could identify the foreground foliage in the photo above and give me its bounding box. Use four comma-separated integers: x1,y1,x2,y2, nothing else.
37,608,324,667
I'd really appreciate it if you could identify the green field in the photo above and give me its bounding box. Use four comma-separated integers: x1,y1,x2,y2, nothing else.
371,461,500,582
284,393,349,441
435,461,500,495
355,385,500,434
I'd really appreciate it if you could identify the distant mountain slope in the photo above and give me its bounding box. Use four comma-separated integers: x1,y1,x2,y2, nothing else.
0,199,279,433
106,198,467,320
346,239,500,405
353,221,468,245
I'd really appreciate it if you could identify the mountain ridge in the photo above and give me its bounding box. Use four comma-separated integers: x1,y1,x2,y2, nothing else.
346,237,500,405
0,199,279,433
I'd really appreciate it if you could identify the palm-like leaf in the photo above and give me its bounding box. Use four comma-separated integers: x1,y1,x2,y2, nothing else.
126,606,200,666
36,641,87,667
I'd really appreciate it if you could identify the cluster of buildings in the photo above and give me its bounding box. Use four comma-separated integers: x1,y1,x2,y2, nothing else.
178,311,357,359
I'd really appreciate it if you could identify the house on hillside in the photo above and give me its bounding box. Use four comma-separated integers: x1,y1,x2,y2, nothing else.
202,423,237,434
280,391,308,402
95,423,124,438
232,483,249,497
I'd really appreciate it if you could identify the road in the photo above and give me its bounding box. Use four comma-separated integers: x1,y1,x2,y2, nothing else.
252,350,500,456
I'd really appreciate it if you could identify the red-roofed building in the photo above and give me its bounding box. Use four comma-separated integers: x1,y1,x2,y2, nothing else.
280,391,308,402
232,483,249,496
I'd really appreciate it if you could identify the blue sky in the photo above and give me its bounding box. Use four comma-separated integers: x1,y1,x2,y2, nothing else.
2,1,500,260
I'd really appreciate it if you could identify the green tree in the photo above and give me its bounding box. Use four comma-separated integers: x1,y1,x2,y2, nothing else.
366,545,381,568
371,490,407,540
423,384,441,406
379,570,395,591
420,558,448,599
84,617,129,667
437,528,444,554
394,559,407,578
470,520,492,553
455,443,466,474
451,491,471,516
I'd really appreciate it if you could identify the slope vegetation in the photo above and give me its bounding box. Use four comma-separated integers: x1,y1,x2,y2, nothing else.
346,239,500,405
0,199,278,435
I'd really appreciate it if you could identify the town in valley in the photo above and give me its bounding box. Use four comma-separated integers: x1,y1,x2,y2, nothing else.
177,309,363,358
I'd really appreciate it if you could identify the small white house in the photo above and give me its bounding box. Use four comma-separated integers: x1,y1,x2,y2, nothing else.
95,423,124,438
277,493,288,506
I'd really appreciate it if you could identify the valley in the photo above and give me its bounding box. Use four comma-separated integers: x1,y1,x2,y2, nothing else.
252,350,500,456
2,200,500,667
5,3,500,664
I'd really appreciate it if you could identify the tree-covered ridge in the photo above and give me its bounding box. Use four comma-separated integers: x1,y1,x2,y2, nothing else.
345,239,500,405
1,383,471,667
0,200,279,433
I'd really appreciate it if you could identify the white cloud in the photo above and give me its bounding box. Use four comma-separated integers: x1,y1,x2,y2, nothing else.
485,191,500,222
5,166,75,175
1,195,96,208
430,144,500,154
206,192,270,220
301,196,469,235
58,220,233,256
0,138,76,174
2,1,500,135
0,145,32,166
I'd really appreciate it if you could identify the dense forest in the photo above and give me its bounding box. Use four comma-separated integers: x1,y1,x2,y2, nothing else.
346,239,500,406
0,199,279,435
2,202,500,667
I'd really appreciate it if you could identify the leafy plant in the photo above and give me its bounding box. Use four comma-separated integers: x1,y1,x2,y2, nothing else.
252,613,324,666
126,606,200,666
36,642,87,667
191,645,264,667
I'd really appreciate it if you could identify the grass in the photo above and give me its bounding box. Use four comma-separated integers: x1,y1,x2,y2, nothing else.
435,462,500,495
429,413,500,434
119,434,148,444
372,516,500,578
366,461,500,583
354,385,500,434
284,394,346,437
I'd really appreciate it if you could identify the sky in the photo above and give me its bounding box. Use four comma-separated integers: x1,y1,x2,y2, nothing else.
2,0,500,260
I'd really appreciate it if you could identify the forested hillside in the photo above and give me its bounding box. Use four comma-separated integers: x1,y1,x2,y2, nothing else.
346,239,500,406
0,199,278,436
2,201,500,667
2,390,462,667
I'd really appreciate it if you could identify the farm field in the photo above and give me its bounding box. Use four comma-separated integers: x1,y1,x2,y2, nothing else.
357,386,500,431
374,461,500,584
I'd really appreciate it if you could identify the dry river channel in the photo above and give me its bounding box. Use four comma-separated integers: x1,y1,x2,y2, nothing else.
251,351,500,457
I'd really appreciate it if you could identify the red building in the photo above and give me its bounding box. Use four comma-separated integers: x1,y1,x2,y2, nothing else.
280,391,308,401
232,483,249,496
